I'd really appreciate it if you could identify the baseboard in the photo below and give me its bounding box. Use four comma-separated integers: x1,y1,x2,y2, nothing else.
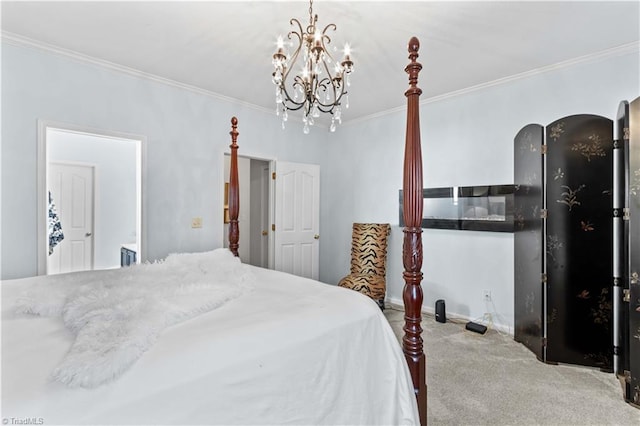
386,297,513,335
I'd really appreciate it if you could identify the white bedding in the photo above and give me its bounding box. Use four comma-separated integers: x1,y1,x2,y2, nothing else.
13,249,255,388
1,252,419,425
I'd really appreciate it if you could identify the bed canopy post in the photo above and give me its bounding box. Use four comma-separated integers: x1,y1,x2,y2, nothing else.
402,36,427,425
228,116,240,257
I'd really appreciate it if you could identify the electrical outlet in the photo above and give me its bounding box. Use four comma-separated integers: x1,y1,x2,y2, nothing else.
191,217,203,228
483,289,491,302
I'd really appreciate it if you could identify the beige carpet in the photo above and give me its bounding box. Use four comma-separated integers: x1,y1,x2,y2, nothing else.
384,308,640,426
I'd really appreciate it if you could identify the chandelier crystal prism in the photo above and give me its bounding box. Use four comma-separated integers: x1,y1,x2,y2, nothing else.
271,0,354,133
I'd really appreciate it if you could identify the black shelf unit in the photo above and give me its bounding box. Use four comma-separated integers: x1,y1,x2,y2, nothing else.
399,185,515,232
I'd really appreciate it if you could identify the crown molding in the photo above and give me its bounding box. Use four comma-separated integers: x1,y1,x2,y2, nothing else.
3,31,638,128
1,31,274,116
348,40,640,127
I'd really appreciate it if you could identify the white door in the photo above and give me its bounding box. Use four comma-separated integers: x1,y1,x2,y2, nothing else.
274,161,320,280
48,163,95,274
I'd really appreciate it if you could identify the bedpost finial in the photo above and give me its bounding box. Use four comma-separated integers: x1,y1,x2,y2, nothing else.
408,36,420,54
230,117,239,148
405,37,422,95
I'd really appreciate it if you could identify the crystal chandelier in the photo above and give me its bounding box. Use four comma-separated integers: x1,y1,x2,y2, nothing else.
271,0,354,133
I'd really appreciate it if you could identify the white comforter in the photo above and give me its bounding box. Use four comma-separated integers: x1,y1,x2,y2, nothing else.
12,249,254,388
2,252,419,425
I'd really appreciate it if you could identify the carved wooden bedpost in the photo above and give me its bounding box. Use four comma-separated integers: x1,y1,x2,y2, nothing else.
228,117,240,257
402,37,427,425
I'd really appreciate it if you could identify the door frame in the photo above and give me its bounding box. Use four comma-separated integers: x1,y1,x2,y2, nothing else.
249,159,271,269
37,120,146,275
221,151,275,269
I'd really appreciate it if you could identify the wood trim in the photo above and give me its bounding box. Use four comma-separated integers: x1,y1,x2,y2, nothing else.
228,117,239,257
402,36,427,425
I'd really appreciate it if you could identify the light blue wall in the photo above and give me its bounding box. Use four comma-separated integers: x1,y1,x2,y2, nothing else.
1,42,325,279
2,40,639,333
319,50,640,331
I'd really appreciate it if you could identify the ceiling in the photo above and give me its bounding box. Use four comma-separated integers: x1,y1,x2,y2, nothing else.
2,1,639,123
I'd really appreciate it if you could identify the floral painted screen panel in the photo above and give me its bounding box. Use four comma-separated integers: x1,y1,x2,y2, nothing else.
545,115,614,371
513,124,545,361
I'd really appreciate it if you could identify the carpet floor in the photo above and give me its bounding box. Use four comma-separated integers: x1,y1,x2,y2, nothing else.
383,308,640,426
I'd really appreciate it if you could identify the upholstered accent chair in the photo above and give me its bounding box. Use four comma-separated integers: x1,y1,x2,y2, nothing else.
338,223,391,310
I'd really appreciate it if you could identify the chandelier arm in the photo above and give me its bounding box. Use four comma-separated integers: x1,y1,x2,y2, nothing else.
314,60,342,109
278,30,304,104
289,18,305,39
282,102,307,112
323,45,346,110
319,24,336,64
286,21,305,67
280,76,308,111
282,39,302,81
314,77,342,111
320,23,336,44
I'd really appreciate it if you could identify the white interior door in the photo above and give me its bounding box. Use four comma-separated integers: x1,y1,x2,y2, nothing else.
274,161,320,280
48,162,95,274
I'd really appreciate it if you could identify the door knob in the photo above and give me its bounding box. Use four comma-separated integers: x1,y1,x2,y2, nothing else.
261,230,268,236
314,234,320,240
85,232,92,237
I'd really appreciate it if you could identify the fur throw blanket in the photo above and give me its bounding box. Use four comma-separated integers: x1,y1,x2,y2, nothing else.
14,248,254,388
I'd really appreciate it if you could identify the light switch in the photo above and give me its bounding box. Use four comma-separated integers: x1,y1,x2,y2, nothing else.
191,217,203,228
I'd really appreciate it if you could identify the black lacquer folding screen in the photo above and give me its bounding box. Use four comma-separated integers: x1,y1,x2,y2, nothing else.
545,115,614,370
624,98,640,406
513,124,544,361
515,99,640,408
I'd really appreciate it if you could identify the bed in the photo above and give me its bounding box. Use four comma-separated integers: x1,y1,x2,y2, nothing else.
1,37,426,425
